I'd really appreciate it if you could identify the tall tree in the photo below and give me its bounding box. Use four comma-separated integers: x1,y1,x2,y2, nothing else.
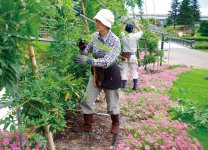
190,0,200,23
166,11,173,26
170,0,180,28
126,0,143,18
177,0,194,28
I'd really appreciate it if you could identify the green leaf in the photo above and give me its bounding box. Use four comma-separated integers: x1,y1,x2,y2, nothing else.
9,124,15,131
3,122,10,130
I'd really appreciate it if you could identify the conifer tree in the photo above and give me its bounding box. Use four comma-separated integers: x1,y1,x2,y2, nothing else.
177,0,194,28
168,0,180,28
190,0,200,23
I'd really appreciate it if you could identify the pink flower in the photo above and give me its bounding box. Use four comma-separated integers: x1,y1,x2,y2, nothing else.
11,147,21,150
145,145,150,150
3,138,10,145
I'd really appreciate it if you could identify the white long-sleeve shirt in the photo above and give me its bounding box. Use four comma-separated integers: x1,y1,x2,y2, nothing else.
121,31,143,53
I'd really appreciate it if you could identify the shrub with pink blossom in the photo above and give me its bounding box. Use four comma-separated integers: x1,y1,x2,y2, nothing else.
119,92,203,150
0,130,47,150
118,116,203,149
122,92,177,121
137,65,191,91
118,66,203,150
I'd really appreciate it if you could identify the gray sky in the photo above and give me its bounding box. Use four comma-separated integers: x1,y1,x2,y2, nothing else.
132,0,208,16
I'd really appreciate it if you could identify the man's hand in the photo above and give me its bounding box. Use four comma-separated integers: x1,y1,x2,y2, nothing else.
74,55,93,65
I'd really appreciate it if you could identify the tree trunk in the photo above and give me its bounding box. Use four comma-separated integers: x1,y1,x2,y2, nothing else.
45,125,56,150
81,0,90,35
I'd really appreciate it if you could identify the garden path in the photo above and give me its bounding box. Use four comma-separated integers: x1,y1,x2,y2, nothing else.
162,42,208,70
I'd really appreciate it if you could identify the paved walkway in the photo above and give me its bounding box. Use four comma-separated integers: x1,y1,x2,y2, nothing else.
162,42,208,70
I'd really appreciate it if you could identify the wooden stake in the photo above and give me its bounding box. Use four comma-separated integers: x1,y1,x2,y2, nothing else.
81,0,90,34
45,125,56,150
28,46,38,78
28,45,55,150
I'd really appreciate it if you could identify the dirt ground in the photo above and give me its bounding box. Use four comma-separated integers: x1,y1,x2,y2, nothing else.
54,91,131,150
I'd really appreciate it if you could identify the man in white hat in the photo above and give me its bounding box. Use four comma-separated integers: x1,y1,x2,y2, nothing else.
73,9,121,134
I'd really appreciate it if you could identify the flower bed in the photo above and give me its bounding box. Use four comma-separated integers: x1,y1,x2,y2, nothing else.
119,65,203,150
0,130,46,150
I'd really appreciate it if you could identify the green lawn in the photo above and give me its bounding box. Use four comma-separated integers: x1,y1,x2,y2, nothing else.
33,41,51,51
169,69,208,107
168,69,208,149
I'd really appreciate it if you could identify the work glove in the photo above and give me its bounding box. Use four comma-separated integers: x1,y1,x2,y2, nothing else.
74,55,93,65
77,38,87,51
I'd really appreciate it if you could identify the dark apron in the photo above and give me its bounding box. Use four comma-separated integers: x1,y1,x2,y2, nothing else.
91,63,121,90
121,52,134,61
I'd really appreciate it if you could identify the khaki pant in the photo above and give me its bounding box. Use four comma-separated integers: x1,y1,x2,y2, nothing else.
121,54,138,80
81,75,120,114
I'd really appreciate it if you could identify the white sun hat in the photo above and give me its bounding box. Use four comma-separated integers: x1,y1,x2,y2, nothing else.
93,9,114,28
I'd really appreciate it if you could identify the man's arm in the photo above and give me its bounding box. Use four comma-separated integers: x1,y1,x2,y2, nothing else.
122,18,129,31
133,20,142,32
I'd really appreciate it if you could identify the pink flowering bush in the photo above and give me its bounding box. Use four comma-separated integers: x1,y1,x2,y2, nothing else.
118,117,203,150
122,93,177,121
119,92,203,149
118,65,203,150
137,65,191,91
0,130,47,150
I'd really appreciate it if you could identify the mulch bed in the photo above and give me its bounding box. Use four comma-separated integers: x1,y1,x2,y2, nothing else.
54,92,130,150
54,111,130,150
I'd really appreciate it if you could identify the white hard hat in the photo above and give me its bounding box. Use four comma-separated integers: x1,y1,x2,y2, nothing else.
93,9,114,28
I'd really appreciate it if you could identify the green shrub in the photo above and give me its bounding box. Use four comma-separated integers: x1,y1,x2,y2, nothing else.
199,21,208,36
194,41,208,50
182,37,208,41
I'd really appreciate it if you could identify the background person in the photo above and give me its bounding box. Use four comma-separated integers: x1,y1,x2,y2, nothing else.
73,9,121,134
120,19,143,90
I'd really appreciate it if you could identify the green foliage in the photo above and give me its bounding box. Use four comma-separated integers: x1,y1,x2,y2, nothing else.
190,0,200,22
194,41,208,51
177,0,194,27
0,0,41,92
167,0,180,28
182,36,208,41
169,98,208,128
168,64,187,69
167,0,200,28
84,0,127,36
0,0,87,147
199,21,208,36
0,0,151,147
163,26,179,37
18,68,83,132
138,19,161,69
168,68,208,149
125,0,143,10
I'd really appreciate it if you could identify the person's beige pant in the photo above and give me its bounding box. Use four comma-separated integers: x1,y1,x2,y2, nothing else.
81,75,120,115
121,54,138,80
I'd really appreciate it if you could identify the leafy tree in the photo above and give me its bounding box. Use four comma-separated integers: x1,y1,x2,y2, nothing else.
0,0,41,92
138,19,161,70
190,0,200,23
177,0,194,28
166,11,173,26
167,0,180,28
199,21,208,36
83,0,127,35
0,0,86,147
125,0,143,18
